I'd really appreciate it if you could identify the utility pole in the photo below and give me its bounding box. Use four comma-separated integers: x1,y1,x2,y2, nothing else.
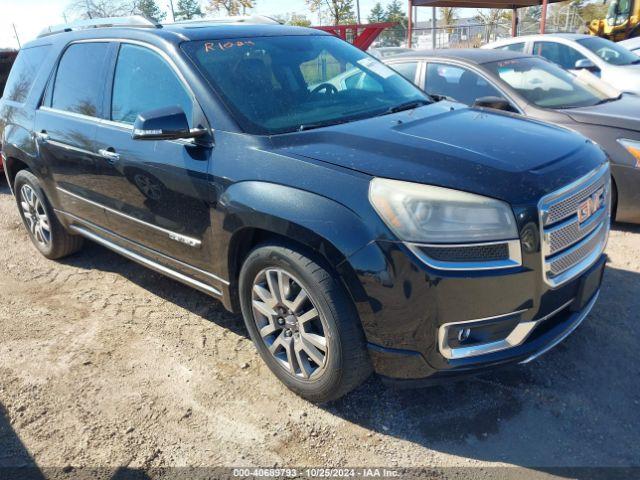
12,23,21,49
431,6,436,49
408,0,413,47
356,0,361,24
168,0,176,21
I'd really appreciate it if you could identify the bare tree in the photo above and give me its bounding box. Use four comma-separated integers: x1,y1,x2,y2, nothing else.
306,0,356,25
204,0,255,16
475,8,509,41
65,0,137,19
438,7,458,28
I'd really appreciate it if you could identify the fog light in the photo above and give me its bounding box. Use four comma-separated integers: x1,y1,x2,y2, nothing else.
457,328,471,343
439,309,527,359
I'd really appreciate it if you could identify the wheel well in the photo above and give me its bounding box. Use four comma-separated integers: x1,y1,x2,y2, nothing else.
227,228,343,313
5,157,30,190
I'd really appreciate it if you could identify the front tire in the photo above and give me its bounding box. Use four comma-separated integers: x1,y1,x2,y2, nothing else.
239,242,372,403
14,170,83,259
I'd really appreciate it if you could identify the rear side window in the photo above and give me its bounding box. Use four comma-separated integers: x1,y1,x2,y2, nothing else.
3,45,51,103
51,42,110,117
532,41,587,70
425,63,503,105
111,44,193,125
497,43,525,53
391,62,419,83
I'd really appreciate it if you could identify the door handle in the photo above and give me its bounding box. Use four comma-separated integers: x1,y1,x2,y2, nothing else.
98,148,120,164
35,131,49,142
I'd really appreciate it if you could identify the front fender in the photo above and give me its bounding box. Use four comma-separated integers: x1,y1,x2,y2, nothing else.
221,180,376,268
215,180,383,317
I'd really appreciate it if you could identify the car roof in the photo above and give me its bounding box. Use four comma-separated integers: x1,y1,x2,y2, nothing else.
620,37,640,48
24,22,327,48
494,33,592,44
389,48,530,65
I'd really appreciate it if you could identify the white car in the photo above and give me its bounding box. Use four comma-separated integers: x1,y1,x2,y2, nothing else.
483,33,640,95
620,37,640,56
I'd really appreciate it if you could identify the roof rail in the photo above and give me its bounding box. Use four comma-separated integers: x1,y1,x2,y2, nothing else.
170,15,282,26
38,15,159,38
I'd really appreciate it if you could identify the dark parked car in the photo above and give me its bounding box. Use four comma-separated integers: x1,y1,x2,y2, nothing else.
0,49,18,173
385,49,640,224
0,17,610,402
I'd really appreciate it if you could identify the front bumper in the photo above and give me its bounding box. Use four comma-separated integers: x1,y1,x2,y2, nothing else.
341,232,606,383
372,284,601,387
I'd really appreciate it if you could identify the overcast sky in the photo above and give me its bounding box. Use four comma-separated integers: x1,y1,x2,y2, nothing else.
1,0,434,49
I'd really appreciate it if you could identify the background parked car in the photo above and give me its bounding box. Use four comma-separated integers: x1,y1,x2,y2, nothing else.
0,49,18,174
368,47,412,58
619,37,640,55
385,48,640,223
483,34,640,96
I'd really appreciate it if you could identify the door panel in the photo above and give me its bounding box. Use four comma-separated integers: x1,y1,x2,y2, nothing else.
35,41,112,227
94,124,213,267
92,42,214,268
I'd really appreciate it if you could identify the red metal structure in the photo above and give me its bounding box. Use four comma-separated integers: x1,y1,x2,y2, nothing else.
313,22,397,50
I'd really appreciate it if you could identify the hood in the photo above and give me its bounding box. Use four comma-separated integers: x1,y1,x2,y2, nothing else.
564,94,640,131
270,102,605,205
603,65,640,95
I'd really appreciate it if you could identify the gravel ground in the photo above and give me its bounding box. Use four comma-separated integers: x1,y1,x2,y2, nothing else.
0,175,638,479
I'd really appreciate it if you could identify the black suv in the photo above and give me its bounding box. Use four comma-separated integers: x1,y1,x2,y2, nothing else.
0,17,610,402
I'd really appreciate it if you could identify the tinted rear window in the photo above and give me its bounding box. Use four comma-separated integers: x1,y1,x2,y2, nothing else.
2,45,51,103
51,42,110,117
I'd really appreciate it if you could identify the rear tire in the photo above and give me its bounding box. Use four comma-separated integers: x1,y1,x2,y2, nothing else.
14,170,83,259
239,242,372,403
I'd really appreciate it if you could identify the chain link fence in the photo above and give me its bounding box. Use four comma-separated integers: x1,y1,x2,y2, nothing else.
370,15,589,50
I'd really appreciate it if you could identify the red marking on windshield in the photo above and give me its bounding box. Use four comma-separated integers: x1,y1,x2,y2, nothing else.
204,40,255,53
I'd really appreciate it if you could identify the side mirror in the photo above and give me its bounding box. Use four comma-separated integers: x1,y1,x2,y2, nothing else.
132,106,206,141
473,96,514,112
574,58,600,72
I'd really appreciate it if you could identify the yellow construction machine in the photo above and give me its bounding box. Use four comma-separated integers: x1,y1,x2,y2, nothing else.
588,0,640,41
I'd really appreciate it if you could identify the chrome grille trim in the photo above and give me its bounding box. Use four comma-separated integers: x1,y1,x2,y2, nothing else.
539,164,610,287
539,164,610,227
545,207,607,256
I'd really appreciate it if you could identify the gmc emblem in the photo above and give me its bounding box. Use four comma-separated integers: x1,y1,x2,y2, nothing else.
577,187,605,224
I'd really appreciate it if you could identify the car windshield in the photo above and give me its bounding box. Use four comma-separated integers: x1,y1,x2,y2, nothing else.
484,57,616,109
181,35,429,135
577,37,640,66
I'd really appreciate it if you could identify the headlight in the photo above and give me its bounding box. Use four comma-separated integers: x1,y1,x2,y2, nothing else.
618,139,640,168
369,178,518,243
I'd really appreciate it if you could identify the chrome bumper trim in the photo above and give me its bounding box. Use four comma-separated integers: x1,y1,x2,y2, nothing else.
438,300,572,360
520,290,600,364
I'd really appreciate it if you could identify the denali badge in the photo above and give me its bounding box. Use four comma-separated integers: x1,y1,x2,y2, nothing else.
168,232,201,248
577,187,605,224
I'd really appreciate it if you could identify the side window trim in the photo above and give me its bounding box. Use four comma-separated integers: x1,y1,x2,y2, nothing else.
39,38,208,136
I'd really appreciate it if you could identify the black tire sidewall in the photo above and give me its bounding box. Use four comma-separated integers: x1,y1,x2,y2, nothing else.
239,244,359,402
14,170,60,258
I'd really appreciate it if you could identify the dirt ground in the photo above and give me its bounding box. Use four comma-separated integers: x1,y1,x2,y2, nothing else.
0,175,638,479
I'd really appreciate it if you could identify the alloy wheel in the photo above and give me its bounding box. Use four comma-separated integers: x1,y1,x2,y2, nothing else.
251,268,329,380
20,184,51,247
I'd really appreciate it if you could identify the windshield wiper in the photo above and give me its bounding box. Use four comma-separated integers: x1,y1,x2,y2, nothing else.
297,118,352,131
594,93,622,105
384,99,430,114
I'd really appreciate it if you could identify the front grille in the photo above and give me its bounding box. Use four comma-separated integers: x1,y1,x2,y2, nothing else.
539,164,610,287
